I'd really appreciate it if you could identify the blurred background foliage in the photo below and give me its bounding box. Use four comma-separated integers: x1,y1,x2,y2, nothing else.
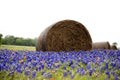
0,33,37,46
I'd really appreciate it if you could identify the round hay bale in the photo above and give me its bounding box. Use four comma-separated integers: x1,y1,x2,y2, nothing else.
111,45,117,50
92,41,111,49
36,20,92,51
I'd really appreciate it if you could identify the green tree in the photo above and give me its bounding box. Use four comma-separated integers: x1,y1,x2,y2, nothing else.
2,35,36,46
0,34,3,46
4,35,15,45
15,38,24,45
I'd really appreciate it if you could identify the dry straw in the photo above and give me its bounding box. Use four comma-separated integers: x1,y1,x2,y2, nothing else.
92,41,111,49
36,20,92,51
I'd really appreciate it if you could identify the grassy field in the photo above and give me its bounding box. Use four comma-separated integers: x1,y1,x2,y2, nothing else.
0,45,36,51
0,45,120,80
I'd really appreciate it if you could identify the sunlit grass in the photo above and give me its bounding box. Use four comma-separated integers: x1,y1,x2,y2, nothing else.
0,45,35,51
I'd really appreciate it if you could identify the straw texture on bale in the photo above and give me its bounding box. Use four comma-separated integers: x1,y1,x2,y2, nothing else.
36,20,92,51
92,41,111,49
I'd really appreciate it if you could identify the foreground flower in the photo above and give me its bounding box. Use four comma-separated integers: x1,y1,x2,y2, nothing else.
0,49,120,80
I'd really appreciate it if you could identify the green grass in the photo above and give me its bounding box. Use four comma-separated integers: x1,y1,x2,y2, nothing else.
0,45,35,51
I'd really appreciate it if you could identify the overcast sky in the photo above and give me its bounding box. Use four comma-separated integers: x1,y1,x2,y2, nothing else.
0,0,120,47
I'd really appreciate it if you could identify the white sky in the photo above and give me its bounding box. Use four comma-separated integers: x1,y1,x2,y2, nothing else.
0,0,120,47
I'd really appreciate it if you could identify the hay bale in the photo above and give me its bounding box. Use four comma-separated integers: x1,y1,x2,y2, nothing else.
36,20,92,51
92,41,111,49
111,45,117,50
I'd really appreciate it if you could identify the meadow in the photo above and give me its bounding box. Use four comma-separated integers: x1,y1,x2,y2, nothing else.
0,45,120,80
0,45,35,51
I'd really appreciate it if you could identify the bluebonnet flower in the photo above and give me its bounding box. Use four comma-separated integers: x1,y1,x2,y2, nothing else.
43,72,52,78
110,62,116,67
41,63,44,69
105,70,110,78
67,70,72,75
70,73,74,79
0,49,120,80
32,61,38,66
86,62,91,70
36,66,41,71
70,65,75,69
114,75,119,80
111,71,115,76
80,70,86,75
4,64,10,71
76,67,86,75
103,62,109,70
89,69,93,76
63,65,66,70
25,70,30,76
118,62,120,69
54,63,61,68
17,67,22,73
41,71,45,75
63,71,68,77
69,60,73,66
32,70,36,78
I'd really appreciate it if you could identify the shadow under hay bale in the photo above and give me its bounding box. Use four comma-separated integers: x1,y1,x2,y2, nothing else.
36,20,92,51
92,41,111,49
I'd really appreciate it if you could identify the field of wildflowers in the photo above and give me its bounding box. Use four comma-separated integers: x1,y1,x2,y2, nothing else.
0,49,120,80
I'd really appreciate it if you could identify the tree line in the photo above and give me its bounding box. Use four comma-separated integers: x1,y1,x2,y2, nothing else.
0,34,37,46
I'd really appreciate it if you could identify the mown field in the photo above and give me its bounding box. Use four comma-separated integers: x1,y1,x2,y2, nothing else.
0,45,120,80
0,45,35,51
